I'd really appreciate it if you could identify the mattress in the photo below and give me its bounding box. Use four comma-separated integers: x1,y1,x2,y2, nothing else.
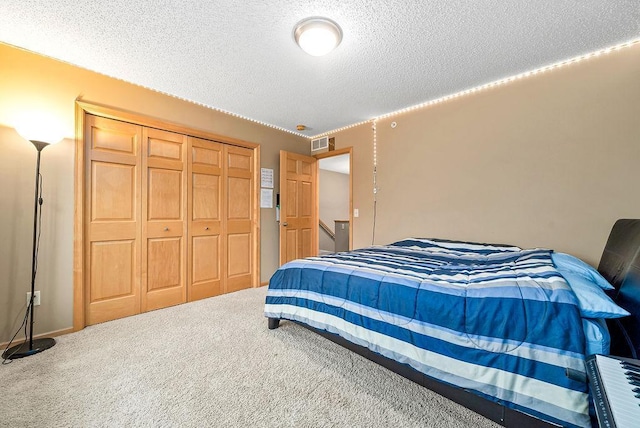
265,238,590,427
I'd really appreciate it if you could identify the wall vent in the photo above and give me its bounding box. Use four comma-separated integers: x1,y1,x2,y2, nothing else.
311,136,329,152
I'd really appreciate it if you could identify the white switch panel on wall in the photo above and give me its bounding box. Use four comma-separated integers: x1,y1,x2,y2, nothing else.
354,208,359,218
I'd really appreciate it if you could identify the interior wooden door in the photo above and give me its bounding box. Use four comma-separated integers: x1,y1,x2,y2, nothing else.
279,151,318,265
85,115,142,325
142,128,187,311
188,137,223,301
224,145,255,293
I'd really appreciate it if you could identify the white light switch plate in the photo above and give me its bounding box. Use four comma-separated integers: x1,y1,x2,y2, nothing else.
354,209,359,218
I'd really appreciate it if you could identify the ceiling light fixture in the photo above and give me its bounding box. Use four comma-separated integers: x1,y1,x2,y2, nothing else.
294,17,343,56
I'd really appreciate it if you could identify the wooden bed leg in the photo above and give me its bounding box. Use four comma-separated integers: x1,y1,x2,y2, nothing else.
268,318,280,330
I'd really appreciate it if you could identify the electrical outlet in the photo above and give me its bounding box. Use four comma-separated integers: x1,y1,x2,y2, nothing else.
27,291,41,306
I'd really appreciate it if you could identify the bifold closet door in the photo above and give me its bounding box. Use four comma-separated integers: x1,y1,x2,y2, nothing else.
85,115,142,325
188,137,223,301
224,145,254,293
142,128,187,311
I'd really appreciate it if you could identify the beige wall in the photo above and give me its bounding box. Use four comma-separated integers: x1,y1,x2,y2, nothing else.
332,43,640,267
0,43,308,342
319,169,350,251
3,40,639,342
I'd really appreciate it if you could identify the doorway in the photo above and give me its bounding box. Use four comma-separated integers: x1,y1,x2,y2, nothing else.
316,148,352,254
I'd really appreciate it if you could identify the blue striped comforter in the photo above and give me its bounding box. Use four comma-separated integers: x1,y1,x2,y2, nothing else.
264,238,590,427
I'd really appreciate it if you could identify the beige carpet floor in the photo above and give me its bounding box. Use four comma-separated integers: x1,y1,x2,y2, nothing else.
0,287,499,427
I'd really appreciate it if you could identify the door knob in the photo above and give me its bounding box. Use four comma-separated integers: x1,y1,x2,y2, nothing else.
164,227,169,231
205,227,209,230
282,222,288,227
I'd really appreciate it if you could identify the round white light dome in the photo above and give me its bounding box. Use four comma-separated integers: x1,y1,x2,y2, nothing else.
14,112,65,144
294,17,343,57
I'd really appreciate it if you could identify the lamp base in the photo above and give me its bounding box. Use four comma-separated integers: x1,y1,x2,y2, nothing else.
2,338,56,360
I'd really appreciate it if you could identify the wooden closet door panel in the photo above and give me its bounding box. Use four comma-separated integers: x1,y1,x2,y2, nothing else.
142,128,187,312
188,137,224,301
224,145,254,293
85,115,142,325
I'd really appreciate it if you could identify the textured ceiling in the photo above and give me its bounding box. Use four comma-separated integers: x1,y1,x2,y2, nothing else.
1,1,639,137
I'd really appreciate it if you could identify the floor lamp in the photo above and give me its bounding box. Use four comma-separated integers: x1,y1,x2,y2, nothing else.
2,123,63,360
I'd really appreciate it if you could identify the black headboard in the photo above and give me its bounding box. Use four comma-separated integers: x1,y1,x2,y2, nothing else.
597,219,640,358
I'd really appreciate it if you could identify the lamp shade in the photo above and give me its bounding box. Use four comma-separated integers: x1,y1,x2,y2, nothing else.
14,114,65,145
294,17,342,57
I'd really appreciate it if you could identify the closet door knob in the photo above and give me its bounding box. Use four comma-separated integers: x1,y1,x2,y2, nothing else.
164,227,169,231
205,227,210,230
282,222,288,227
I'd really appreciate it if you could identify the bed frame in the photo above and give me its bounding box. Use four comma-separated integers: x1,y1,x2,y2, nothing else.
598,219,640,359
268,219,640,427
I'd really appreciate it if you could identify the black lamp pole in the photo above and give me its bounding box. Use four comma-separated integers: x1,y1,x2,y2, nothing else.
2,140,56,359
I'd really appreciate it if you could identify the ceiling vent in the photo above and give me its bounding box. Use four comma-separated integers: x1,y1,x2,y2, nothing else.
311,136,329,151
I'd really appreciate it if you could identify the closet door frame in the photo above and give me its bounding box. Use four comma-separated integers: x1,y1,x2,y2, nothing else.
74,101,260,331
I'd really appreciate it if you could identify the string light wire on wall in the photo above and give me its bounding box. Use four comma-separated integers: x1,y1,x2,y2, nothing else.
371,119,378,245
310,38,640,140
313,39,640,248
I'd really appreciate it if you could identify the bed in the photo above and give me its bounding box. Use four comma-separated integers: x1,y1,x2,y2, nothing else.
265,219,640,428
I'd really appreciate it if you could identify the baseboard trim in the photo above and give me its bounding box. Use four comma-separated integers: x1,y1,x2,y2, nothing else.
1,327,74,349
260,281,269,287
